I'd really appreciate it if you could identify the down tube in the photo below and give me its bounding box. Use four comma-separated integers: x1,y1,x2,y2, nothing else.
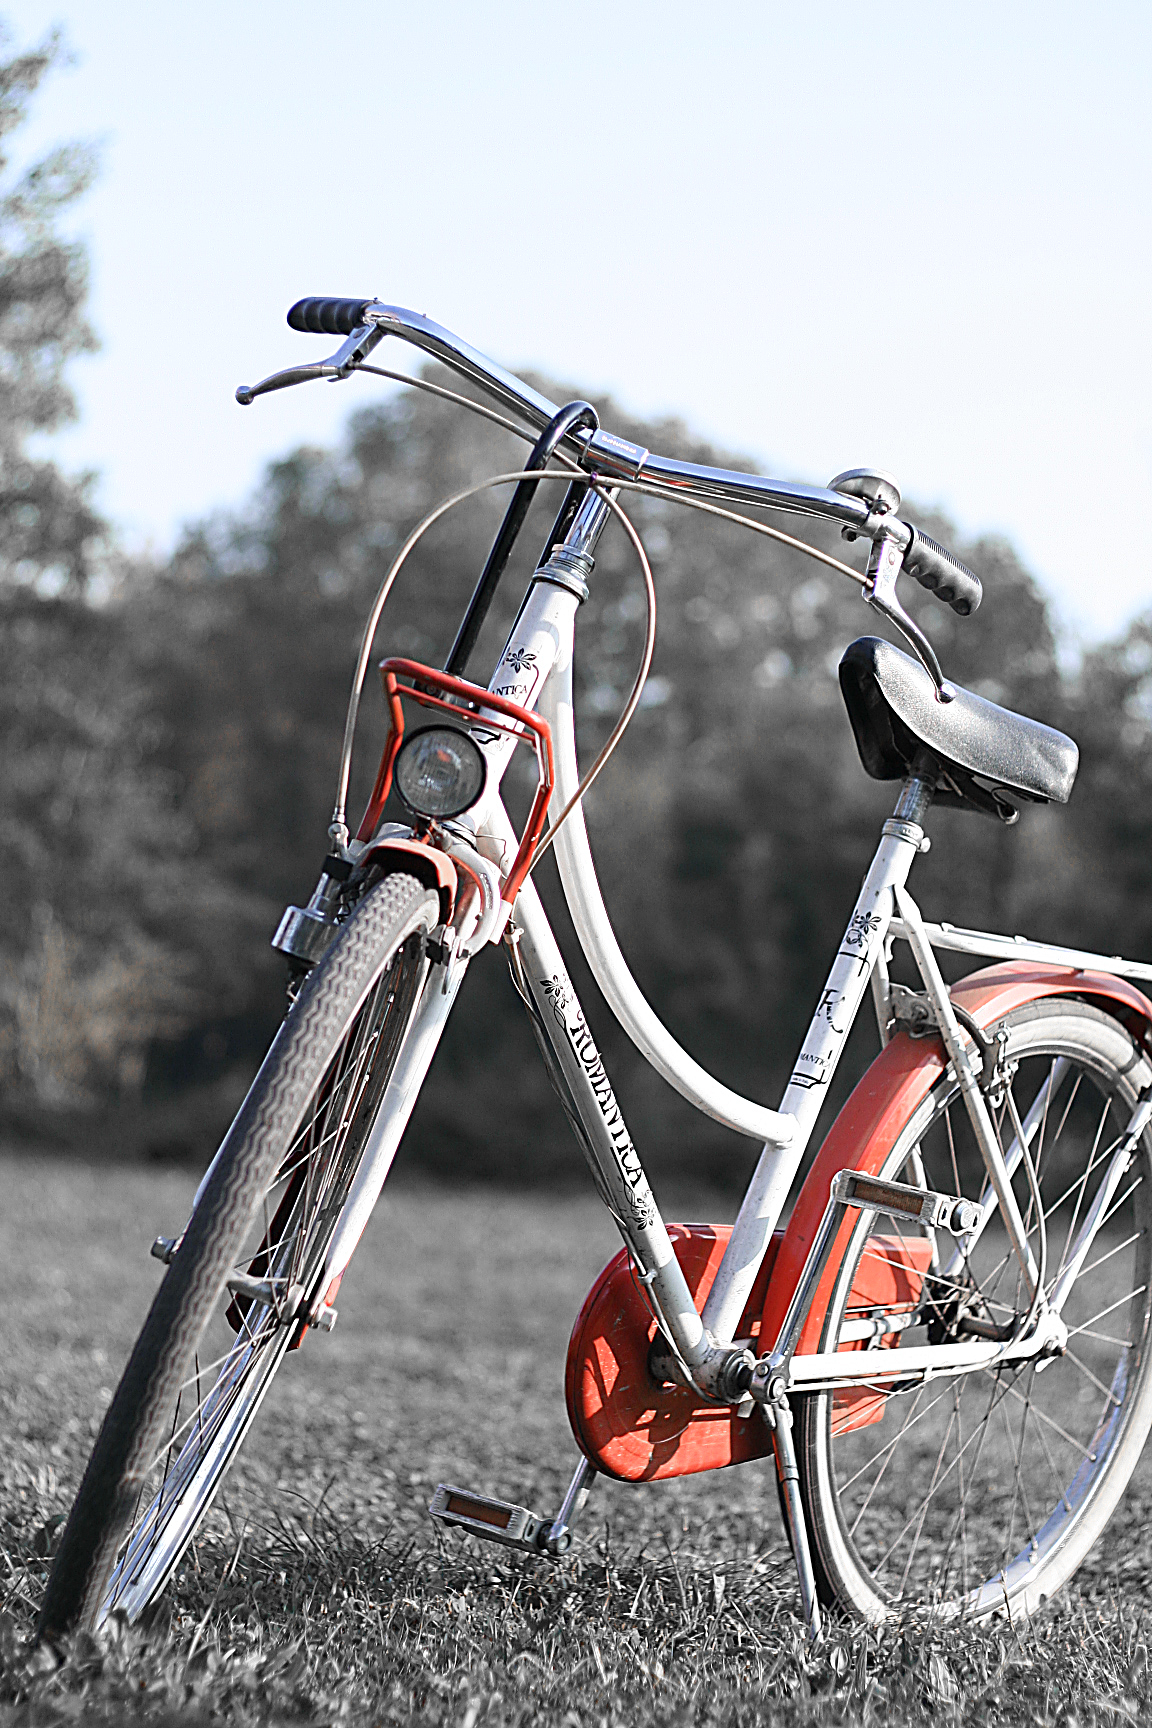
510,881,713,1373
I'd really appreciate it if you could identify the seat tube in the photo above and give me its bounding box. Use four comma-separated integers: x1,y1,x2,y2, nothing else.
702,768,935,1344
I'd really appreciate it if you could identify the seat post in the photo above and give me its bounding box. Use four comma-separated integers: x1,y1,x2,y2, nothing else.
892,746,939,828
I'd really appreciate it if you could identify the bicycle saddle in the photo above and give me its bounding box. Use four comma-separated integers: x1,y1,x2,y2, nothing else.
838,635,1079,821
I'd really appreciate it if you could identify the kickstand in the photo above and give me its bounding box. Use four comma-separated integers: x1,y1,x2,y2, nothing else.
764,1392,822,1641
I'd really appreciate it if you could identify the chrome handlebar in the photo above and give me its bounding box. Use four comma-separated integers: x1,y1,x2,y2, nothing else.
237,299,874,534
364,303,874,530
235,298,981,698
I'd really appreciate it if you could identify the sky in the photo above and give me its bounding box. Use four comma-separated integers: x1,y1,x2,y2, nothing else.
3,1,1151,642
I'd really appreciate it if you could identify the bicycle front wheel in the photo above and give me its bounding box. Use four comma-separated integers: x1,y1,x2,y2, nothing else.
798,998,1152,1622
38,870,440,1638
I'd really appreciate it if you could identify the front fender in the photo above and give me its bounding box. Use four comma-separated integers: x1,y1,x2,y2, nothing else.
760,960,1152,1355
358,836,457,925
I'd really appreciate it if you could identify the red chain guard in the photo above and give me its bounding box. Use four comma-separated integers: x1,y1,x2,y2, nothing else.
565,1224,778,1482
565,1224,932,1481
824,1233,933,1435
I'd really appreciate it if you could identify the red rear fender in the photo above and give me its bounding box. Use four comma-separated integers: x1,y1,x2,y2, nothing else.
761,960,1152,1355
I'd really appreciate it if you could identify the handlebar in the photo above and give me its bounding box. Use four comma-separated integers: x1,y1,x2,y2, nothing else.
248,295,982,619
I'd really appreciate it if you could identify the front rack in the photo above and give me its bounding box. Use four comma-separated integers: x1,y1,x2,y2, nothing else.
356,657,554,906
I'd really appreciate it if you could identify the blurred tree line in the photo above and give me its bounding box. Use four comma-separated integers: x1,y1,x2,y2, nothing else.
5,367,1151,1184
2,24,1150,1186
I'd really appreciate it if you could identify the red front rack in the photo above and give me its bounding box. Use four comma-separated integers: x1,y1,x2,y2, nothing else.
356,658,555,906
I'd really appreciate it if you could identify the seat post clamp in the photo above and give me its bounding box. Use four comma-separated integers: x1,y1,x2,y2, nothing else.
882,817,931,852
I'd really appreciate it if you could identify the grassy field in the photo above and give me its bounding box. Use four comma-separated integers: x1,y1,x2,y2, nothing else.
3,1149,1152,1726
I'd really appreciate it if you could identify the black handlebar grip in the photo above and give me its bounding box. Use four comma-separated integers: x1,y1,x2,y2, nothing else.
287,297,373,337
901,526,983,616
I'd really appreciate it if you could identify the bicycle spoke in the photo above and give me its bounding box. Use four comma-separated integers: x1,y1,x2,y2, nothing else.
1065,1285,1146,1343
1003,1368,1040,1571
1079,1228,1145,1282
1049,1071,1085,1165
847,1384,934,1535
986,1372,1097,1461
1029,1389,1075,1515
145,1350,258,1477
1055,1099,1119,1280
1099,1174,1146,1236
1062,1345,1124,1408
870,1373,1020,1586
936,1383,969,1598
1030,1059,1059,1186
896,1399,961,1595
966,1141,1137,1329
839,1383,953,1499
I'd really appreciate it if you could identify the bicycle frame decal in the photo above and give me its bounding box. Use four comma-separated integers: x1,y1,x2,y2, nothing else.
510,883,708,1367
538,970,655,1230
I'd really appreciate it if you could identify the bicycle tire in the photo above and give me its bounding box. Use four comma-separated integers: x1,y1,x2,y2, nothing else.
798,998,1152,1622
38,870,440,1638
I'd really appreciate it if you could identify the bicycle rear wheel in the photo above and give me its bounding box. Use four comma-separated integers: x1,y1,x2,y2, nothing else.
38,870,440,1638
798,999,1152,1621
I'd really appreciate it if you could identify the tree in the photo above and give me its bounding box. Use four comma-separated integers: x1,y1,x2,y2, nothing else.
0,92,1136,1175
0,22,103,591
0,27,245,1132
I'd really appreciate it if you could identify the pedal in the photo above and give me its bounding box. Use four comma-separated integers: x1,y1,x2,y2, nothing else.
428,1485,549,1553
832,1169,980,1236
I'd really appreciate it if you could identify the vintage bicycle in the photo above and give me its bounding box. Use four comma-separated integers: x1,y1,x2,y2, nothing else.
38,296,1152,1641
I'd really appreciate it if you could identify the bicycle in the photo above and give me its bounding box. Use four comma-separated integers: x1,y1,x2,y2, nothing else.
37,294,1152,1642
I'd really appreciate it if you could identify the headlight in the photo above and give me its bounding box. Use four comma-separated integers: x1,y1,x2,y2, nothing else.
393,725,487,820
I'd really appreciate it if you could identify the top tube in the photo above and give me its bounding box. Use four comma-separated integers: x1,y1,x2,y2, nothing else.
360,303,872,532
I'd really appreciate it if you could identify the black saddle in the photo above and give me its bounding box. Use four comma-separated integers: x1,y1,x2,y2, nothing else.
839,636,1078,821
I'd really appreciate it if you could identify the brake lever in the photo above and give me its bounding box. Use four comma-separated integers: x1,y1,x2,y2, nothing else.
865,535,955,703
236,322,385,406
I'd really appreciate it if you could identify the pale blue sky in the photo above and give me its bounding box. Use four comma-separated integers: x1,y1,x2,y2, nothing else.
4,1,1150,639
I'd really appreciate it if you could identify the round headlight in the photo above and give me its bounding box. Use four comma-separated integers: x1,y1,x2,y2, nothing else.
393,726,487,820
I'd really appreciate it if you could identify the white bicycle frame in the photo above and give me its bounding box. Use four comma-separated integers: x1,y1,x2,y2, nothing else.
312,487,1152,1408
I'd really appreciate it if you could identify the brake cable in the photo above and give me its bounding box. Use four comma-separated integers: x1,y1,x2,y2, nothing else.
281,358,917,864
328,466,655,868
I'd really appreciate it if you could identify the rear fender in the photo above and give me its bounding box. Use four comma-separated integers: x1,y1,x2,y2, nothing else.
761,960,1152,1356
358,837,457,925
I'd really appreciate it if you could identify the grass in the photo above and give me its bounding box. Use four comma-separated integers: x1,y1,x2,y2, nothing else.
3,1148,1152,1725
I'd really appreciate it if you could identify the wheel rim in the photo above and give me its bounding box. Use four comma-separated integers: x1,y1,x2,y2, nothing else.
97,932,427,1626
809,1007,1152,1618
